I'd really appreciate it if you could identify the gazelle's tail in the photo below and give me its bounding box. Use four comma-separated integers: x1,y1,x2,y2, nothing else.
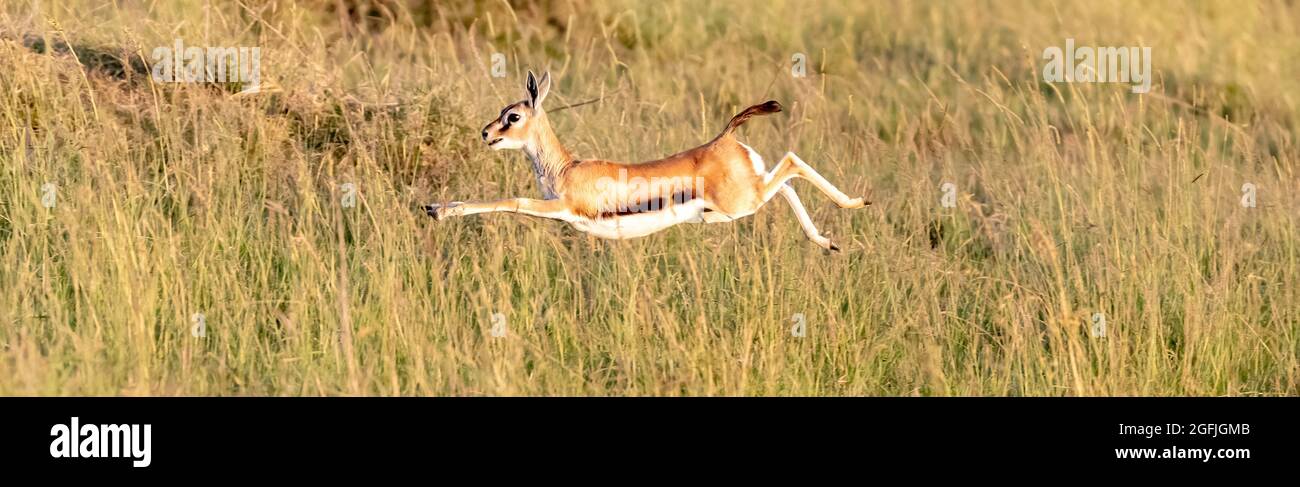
719,100,782,137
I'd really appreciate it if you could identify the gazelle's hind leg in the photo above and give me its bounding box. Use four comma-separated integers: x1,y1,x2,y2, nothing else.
778,184,837,251
697,149,862,250
761,152,869,209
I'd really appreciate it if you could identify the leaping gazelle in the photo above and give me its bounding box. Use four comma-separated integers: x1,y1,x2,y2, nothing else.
425,71,870,251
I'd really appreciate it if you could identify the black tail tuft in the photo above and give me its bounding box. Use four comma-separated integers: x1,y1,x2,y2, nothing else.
721,100,783,135
756,100,783,113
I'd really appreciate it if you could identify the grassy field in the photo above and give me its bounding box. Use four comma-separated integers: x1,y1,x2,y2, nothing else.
0,0,1296,396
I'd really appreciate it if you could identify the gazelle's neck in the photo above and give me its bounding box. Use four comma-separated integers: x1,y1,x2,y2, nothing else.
522,114,573,198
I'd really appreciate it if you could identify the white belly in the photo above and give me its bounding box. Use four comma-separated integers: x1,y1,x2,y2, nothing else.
569,199,709,239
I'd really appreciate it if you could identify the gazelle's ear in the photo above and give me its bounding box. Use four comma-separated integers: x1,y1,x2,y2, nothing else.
526,70,540,106
534,71,551,107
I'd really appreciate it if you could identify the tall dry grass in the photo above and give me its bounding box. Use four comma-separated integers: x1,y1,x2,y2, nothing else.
0,0,1296,395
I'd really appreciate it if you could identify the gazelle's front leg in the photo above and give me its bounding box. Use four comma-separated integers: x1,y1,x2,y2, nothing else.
424,198,573,222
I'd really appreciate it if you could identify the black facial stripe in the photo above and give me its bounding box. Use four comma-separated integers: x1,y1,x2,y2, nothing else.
495,102,527,130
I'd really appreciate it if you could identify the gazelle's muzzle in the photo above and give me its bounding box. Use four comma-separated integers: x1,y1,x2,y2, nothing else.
481,122,504,146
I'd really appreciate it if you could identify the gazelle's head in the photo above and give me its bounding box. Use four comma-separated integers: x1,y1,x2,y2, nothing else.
481,71,551,151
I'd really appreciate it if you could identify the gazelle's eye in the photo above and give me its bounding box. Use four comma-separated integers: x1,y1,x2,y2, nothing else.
507,113,521,124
